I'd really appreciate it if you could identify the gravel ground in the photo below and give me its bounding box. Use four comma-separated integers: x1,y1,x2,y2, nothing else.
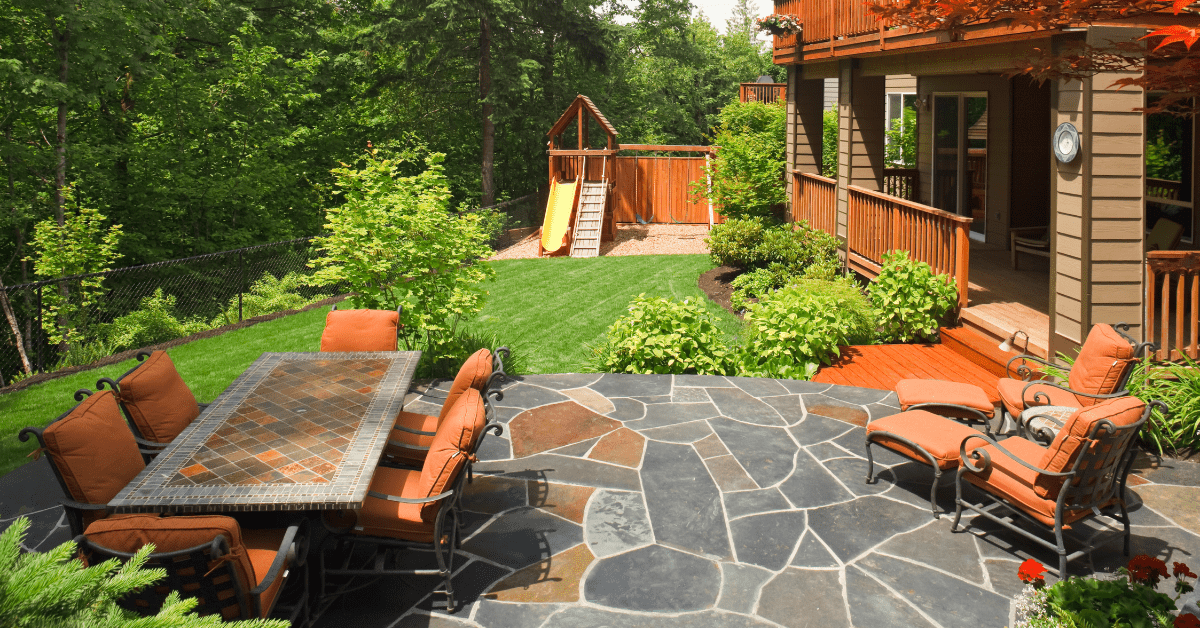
489,223,712,260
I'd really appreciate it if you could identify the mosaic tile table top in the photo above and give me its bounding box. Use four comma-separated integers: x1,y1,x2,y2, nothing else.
312,374,1200,628
110,351,418,513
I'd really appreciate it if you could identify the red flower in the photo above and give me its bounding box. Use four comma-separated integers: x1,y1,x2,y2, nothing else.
1018,559,1047,584
1175,562,1198,579
1129,555,1170,585
1175,614,1200,628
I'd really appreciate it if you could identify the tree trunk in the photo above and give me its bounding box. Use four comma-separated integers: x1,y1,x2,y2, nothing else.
53,22,69,226
479,13,495,207
0,280,31,375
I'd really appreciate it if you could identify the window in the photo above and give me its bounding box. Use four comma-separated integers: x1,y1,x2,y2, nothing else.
885,93,917,168
1145,99,1194,245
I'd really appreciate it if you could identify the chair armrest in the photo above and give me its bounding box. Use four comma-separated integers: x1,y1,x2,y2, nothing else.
249,524,301,598
197,402,210,411
1017,410,1069,444
366,489,454,504
1020,380,1127,407
393,424,436,437
905,403,993,434
61,499,108,512
386,439,429,452
133,436,168,449
1005,354,1059,381
957,433,1073,477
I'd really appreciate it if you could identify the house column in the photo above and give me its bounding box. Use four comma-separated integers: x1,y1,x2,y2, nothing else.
1049,27,1146,356
836,60,886,261
788,66,825,222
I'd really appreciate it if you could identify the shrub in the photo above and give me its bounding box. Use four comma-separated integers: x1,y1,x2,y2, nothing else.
735,277,874,380
416,327,522,380
695,101,787,221
707,217,768,269
102,289,212,353
822,109,838,178
1125,354,1200,456
214,272,329,326
870,250,958,343
730,264,792,312
590,295,733,375
756,221,839,274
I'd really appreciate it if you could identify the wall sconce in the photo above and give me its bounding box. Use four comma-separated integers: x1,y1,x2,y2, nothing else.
998,330,1030,354
1053,122,1081,163
914,96,929,111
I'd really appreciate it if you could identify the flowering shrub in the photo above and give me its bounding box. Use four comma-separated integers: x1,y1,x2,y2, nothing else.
1014,555,1198,628
756,14,802,35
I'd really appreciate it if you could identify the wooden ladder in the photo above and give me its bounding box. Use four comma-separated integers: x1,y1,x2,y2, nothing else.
570,180,606,258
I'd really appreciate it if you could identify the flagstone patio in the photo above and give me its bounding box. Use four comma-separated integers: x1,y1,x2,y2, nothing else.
3,373,1198,627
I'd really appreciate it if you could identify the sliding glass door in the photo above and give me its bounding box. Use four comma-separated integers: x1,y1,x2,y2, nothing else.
932,93,988,239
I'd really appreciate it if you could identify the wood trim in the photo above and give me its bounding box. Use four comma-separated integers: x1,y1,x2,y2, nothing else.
618,144,713,153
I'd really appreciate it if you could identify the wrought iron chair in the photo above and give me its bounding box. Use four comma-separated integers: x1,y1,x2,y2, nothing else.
77,514,307,623
95,350,205,458
320,386,502,613
319,304,403,352
18,389,147,536
382,346,509,468
951,396,1161,578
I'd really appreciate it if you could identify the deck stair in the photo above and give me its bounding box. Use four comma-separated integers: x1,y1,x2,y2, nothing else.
940,326,1026,379
569,181,606,258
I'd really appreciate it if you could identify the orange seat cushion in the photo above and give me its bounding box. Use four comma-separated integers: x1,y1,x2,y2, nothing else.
866,410,985,470
438,348,492,422
962,436,1093,527
383,410,438,466
894,379,995,417
319,309,399,352
1035,396,1146,499
42,390,145,513
997,378,1081,415
83,514,288,619
1066,324,1136,406
355,466,434,542
418,388,486,521
117,351,200,443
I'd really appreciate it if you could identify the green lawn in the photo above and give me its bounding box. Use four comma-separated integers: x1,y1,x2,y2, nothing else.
0,254,736,475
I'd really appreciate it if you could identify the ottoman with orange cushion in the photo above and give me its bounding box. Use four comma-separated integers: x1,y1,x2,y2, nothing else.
894,379,996,426
865,409,986,517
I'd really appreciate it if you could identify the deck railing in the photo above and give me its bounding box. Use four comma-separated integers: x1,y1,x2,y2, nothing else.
1146,251,1199,361
792,171,838,235
740,83,787,104
882,168,919,201
847,186,972,310
774,0,882,46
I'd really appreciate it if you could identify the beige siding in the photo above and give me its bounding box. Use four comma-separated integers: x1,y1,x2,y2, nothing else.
886,74,917,93
1052,74,1086,347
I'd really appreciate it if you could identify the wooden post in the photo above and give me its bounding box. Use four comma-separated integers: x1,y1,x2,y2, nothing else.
706,151,714,229
954,222,970,311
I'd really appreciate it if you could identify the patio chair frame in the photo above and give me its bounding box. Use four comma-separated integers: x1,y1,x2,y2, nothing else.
19,388,118,537
950,400,1163,578
76,522,307,623
95,350,209,459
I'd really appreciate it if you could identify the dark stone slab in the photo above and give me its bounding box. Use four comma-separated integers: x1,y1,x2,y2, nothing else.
729,377,790,398
623,402,720,430
857,553,1010,628
864,439,914,468
313,560,433,627
461,476,527,515
472,601,563,628
709,418,797,487
606,398,645,422
1131,454,1200,487
522,373,603,390
640,441,731,559
789,415,855,446
638,420,714,444
403,399,442,417
778,380,832,394
549,437,600,458
877,391,900,407
476,433,513,461
801,394,869,427
757,568,850,628
1089,525,1200,578
867,403,902,422
822,385,892,405
715,562,773,614
845,565,938,628
876,520,985,584
544,607,779,628
583,544,720,612
461,506,584,570
807,442,860,461
790,530,840,568
760,395,805,425
724,488,793,520
823,457,893,497
983,559,1027,601
394,612,475,628
590,373,672,398
414,559,511,615
631,395,673,404
497,383,570,409
476,453,641,492
585,490,653,558
730,510,807,570
807,495,930,562
778,450,854,509
675,374,733,387
831,426,870,455
671,387,711,403
706,388,786,426
0,460,70,552
491,406,524,423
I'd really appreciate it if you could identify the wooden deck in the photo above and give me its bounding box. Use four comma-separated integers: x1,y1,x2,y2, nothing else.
813,343,1003,404
962,241,1051,358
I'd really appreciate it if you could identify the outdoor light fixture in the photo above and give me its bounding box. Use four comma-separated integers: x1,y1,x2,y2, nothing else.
999,330,1030,354
1053,122,1080,163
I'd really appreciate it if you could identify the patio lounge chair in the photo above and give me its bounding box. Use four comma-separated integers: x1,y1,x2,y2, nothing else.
952,395,1158,578
78,514,307,622
95,350,204,457
381,347,508,467
19,389,149,536
320,387,500,613
319,305,402,352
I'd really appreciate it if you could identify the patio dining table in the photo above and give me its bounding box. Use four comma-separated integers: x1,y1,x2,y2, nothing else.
109,351,419,514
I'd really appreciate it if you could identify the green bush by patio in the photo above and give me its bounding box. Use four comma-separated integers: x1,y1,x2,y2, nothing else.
590,295,734,375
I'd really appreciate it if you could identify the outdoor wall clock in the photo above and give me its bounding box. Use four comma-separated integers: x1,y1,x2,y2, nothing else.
1053,122,1080,163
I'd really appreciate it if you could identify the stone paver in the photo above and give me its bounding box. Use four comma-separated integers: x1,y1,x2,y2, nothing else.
7,372,1199,628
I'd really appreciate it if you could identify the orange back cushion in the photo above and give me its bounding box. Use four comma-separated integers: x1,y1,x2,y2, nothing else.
117,351,200,443
42,390,145,506
1067,324,1136,406
320,309,399,352
1034,396,1146,498
438,348,492,421
418,388,486,521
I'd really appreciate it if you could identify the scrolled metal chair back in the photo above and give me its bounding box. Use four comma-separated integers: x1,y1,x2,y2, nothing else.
1058,400,1159,513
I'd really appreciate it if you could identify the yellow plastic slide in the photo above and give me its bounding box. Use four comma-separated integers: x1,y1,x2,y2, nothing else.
540,178,579,254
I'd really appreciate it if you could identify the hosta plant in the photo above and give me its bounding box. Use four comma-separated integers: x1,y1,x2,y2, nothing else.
590,294,734,375
870,250,958,343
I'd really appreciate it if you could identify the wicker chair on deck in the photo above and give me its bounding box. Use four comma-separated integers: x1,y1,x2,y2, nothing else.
319,305,402,352
18,389,150,536
952,396,1160,578
95,350,205,458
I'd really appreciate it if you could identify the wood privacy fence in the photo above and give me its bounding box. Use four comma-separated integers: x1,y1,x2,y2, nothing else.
611,155,718,224
1146,251,1199,361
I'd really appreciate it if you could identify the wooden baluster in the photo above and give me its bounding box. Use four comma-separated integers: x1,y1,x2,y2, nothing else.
1146,262,1157,360
1161,267,1171,361
1176,272,1186,362
1191,271,1199,358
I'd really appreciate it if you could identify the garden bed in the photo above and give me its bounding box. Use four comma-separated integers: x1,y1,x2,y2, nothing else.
698,265,742,316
